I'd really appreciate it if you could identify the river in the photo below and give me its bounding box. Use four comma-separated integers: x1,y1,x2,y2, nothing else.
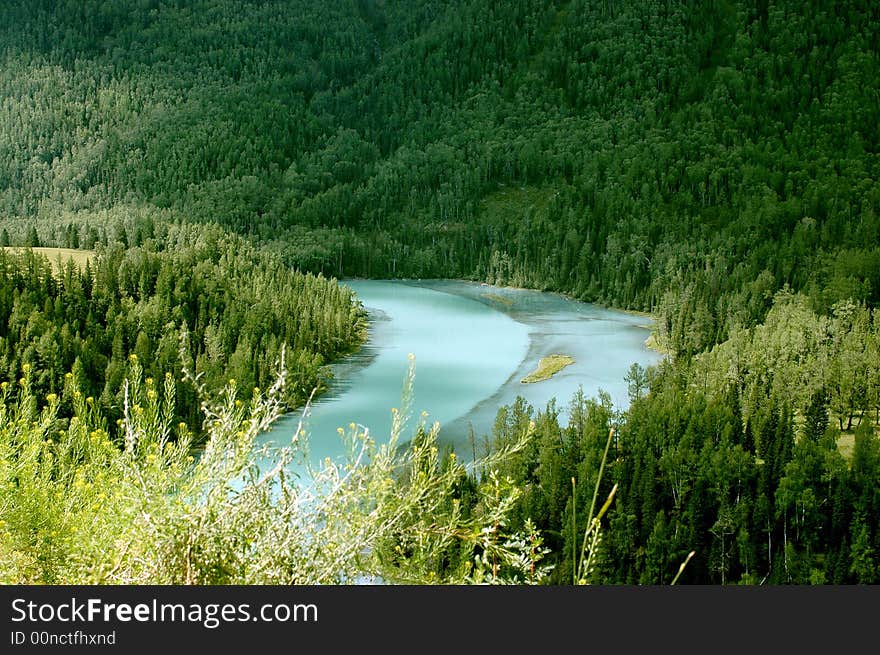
258,279,662,473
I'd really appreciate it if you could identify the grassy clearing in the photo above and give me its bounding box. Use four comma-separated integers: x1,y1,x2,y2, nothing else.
837,433,855,460
521,354,574,384
3,247,95,274
832,409,879,460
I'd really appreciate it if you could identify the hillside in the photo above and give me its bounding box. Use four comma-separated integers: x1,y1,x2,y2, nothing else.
1,1,878,353
0,1,878,585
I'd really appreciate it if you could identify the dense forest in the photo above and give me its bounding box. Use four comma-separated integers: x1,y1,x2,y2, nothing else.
0,1,878,584
2,0,878,352
482,293,880,583
0,223,364,435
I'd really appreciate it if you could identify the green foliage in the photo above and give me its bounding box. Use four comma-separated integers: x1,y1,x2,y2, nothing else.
0,1,877,351
0,356,548,584
484,292,880,584
0,224,364,437
1,0,878,585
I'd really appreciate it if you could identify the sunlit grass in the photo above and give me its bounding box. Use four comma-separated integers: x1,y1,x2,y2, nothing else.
520,354,574,384
837,433,855,459
3,247,95,274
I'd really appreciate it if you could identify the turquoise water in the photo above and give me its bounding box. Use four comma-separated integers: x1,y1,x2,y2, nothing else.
259,280,662,470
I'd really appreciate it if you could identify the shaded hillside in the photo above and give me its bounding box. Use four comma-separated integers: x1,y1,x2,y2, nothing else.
1,1,878,352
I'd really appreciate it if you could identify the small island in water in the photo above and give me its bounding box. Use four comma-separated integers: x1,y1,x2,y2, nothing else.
520,354,575,383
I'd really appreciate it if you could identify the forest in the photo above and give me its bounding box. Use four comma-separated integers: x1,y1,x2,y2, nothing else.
0,223,364,436
0,1,878,584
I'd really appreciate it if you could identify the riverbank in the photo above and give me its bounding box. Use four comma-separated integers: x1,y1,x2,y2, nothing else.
643,332,670,356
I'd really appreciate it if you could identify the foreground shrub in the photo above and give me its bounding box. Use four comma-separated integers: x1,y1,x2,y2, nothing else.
0,355,548,584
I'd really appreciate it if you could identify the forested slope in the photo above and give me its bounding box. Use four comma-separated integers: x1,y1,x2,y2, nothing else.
483,293,880,584
2,0,878,353
0,224,364,435
1,1,879,584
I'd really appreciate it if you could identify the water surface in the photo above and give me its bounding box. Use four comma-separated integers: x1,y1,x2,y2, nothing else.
262,280,661,470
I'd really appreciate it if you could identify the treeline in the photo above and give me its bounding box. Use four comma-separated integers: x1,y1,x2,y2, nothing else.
0,223,364,434
2,1,878,352
478,293,880,584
